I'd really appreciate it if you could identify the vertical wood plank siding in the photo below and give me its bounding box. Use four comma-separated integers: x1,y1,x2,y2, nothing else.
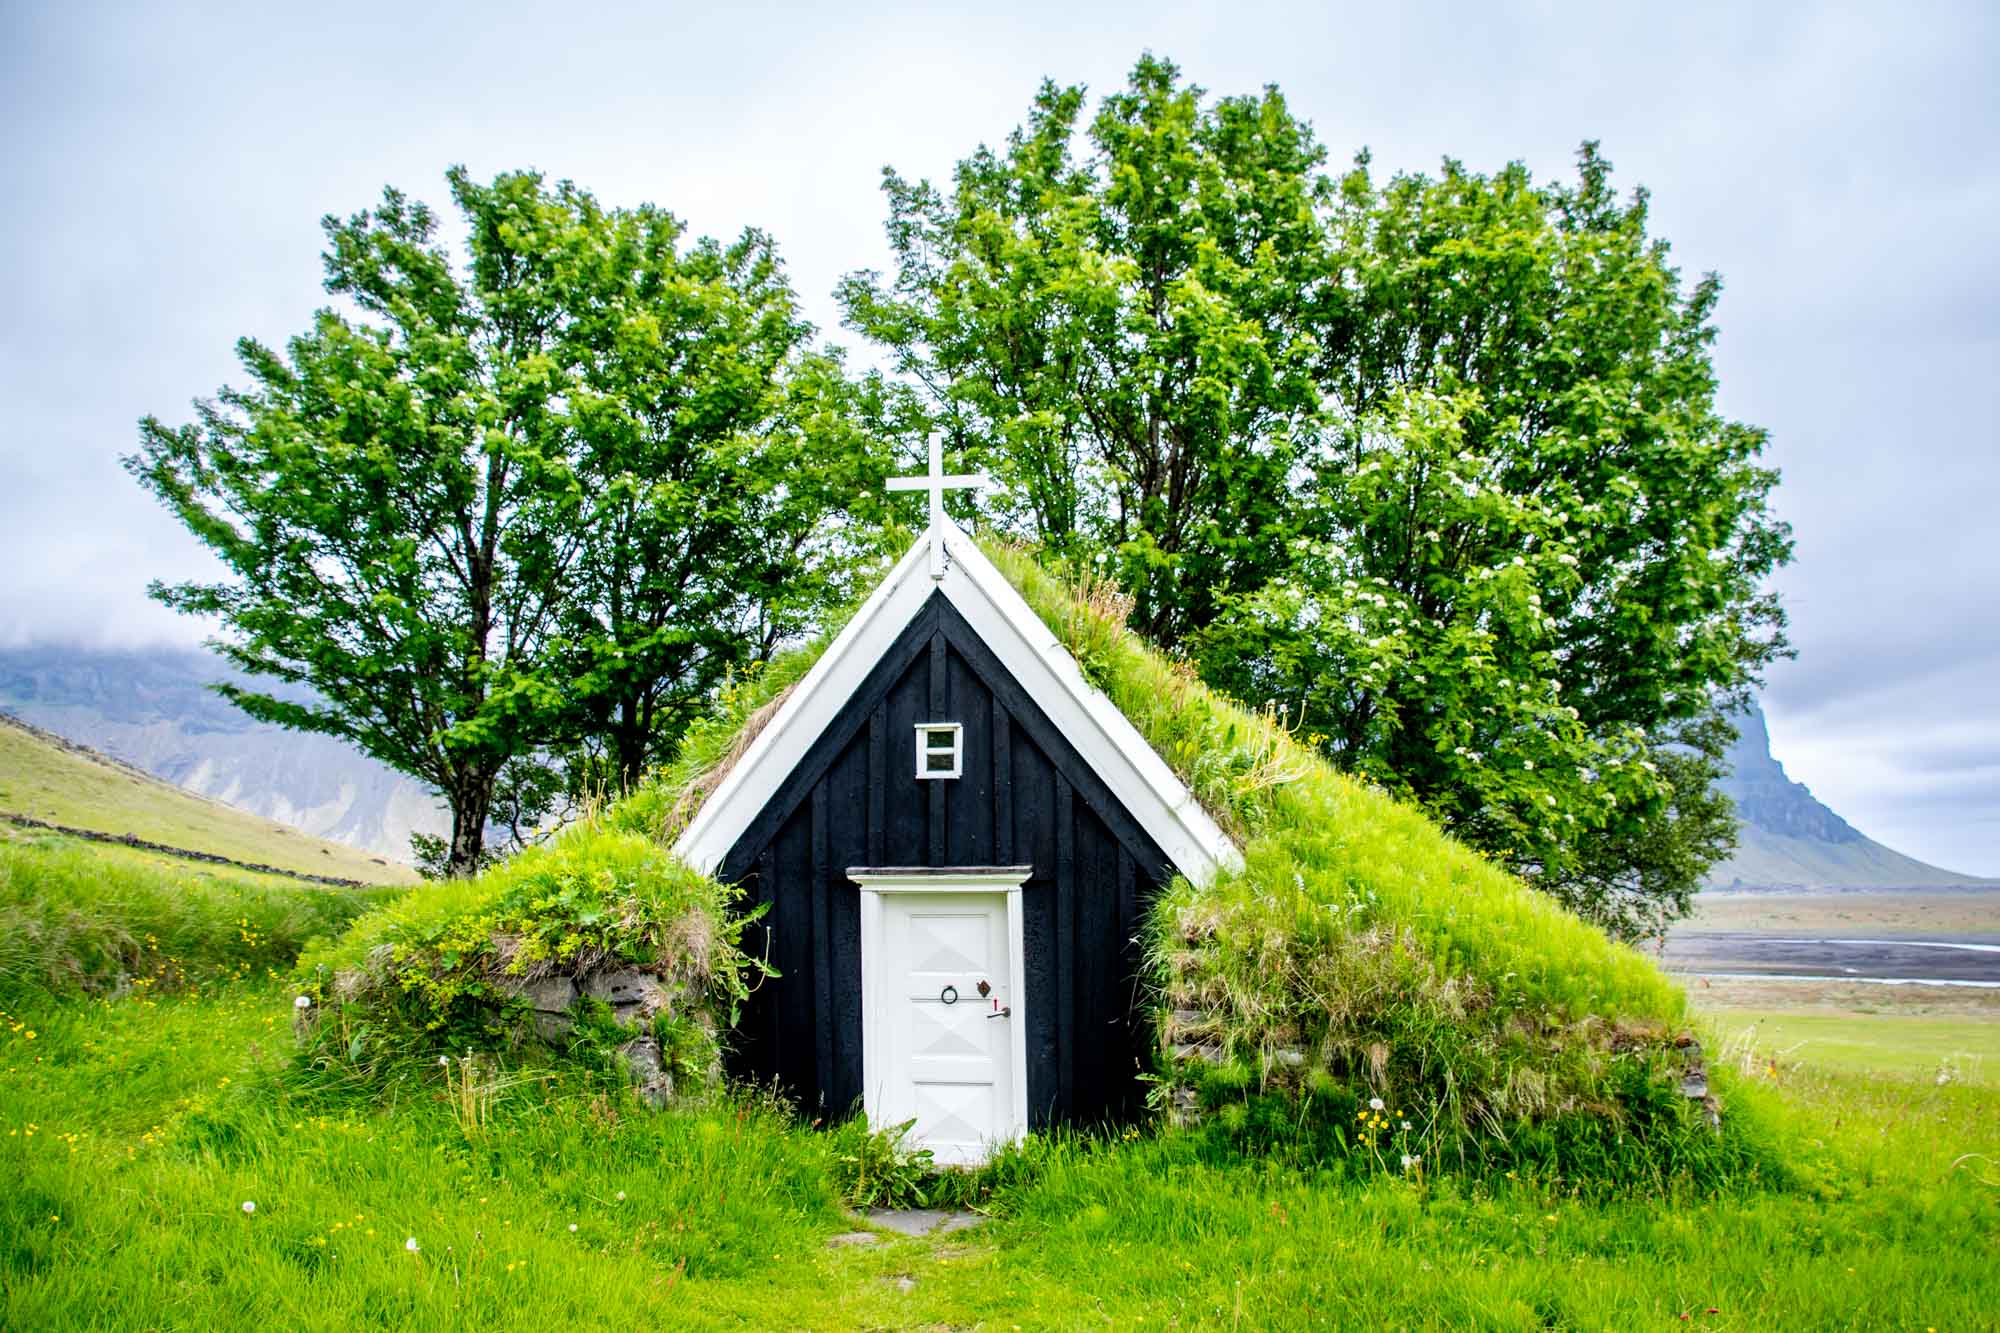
719,591,1172,1128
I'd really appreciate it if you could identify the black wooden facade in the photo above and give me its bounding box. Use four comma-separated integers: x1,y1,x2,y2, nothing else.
716,590,1173,1128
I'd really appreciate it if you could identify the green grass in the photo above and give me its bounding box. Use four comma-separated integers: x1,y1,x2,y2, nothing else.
0,836,405,1002
1712,1009,1996,1085
3,978,1995,1329
0,717,415,886
287,819,756,1100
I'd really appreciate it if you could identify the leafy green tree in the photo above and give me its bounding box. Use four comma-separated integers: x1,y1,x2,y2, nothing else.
131,169,886,875
548,196,897,793
1203,148,1789,937
840,54,1330,643
847,59,1791,937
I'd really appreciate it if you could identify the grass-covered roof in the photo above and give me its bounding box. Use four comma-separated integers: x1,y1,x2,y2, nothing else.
606,536,1779,1182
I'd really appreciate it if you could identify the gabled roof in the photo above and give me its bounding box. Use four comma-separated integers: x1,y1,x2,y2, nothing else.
671,521,1243,886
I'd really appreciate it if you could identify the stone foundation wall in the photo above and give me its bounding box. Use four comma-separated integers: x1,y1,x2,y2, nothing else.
501,964,718,1108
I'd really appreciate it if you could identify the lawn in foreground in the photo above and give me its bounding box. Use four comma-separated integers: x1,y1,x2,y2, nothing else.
4,983,1995,1330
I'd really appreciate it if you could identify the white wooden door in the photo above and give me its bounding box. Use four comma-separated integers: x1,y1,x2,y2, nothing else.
878,891,1016,1165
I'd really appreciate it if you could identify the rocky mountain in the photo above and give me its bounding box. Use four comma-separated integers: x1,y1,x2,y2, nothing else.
0,646,442,865
1707,704,1988,891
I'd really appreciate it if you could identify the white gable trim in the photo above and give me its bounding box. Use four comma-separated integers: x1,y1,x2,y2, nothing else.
670,521,1242,886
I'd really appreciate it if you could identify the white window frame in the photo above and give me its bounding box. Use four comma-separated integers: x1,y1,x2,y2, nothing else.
914,721,963,780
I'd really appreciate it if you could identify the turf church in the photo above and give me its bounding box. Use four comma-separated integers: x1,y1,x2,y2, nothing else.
671,443,1239,1164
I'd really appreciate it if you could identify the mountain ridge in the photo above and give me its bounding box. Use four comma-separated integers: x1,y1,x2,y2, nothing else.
1708,704,1989,891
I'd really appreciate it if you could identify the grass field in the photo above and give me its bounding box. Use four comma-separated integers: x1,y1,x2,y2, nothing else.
0,835,405,1001
3,975,1994,1329
2,812,1995,1328
0,826,375,895
1706,1009,1995,1085
0,716,414,885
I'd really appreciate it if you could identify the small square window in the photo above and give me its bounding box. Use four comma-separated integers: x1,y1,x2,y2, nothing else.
915,722,963,780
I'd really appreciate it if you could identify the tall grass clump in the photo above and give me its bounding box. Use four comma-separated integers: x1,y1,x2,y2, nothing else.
982,540,1783,1188
295,816,766,1102
0,837,402,1002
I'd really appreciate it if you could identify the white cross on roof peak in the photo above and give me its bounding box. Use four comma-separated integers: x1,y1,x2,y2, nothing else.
885,436,991,578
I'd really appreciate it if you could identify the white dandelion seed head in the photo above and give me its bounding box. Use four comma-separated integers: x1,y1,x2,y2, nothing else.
406,1236,420,1252
568,1223,578,1233
1401,1120,1412,1131
294,995,312,1009
1369,1097,1385,1111
1400,1154,1415,1170
439,1055,450,1066
241,1201,256,1214
616,1191,626,1201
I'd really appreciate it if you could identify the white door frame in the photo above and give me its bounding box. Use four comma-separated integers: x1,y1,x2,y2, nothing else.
849,867,1032,1162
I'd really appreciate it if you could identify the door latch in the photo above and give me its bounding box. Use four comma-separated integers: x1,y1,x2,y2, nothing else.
987,1006,1011,1019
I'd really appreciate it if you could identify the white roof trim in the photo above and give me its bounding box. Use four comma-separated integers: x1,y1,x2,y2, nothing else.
671,521,1242,886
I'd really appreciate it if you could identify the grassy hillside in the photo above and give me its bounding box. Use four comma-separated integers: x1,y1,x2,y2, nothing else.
0,714,414,885
0,837,406,1001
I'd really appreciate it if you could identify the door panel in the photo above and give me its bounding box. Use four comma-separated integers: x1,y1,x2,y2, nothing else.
882,892,1013,1164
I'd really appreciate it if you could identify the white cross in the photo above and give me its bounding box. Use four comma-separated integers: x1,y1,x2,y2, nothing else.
886,436,991,578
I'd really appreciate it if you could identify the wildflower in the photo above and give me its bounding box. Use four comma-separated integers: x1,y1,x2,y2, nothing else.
568,1223,578,1233
405,1237,420,1253
294,995,312,1010
615,1191,626,1202
1368,1097,1384,1111
241,1201,256,1214
439,1055,450,1067
1401,1120,1411,1131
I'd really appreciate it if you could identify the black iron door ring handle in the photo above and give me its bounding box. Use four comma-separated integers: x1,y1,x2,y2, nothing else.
940,985,958,1005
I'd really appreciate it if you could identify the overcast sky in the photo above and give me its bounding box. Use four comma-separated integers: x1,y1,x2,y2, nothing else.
2,1,1994,873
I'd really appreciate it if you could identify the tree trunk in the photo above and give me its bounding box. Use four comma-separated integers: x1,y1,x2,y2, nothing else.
613,694,646,796
446,775,494,878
